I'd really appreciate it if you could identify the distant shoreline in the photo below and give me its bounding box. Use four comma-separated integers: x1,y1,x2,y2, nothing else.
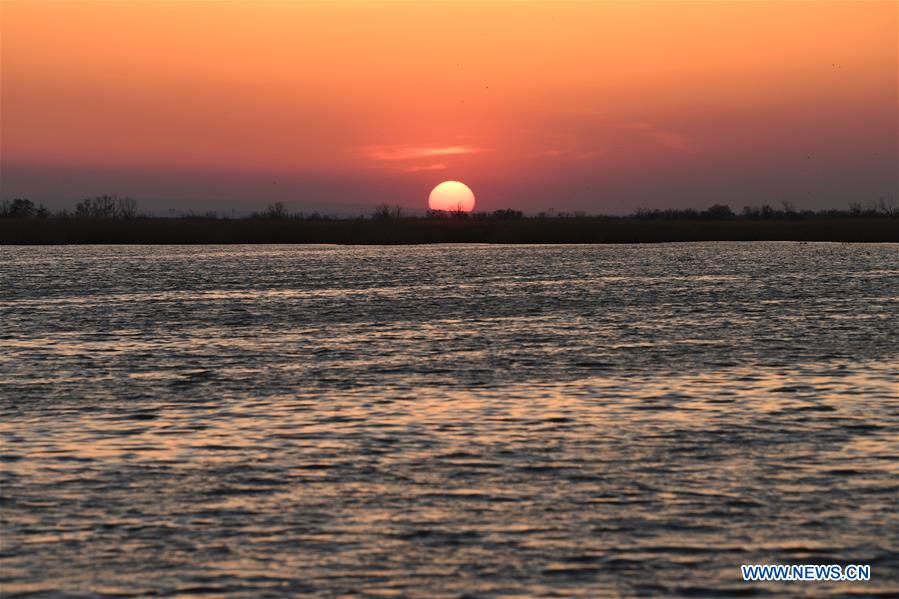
1,217,897,245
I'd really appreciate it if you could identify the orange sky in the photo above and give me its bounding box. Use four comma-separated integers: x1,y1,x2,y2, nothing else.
1,1,896,213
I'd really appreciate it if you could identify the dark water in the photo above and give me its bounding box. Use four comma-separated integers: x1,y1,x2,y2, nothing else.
1,243,897,597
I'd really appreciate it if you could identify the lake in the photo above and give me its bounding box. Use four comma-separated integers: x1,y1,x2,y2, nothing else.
1,243,897,597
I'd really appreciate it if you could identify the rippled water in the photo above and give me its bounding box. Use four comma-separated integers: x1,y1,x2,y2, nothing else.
1,243,897,597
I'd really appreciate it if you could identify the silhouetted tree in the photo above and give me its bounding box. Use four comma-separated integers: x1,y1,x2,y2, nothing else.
117,196,137,219
371,203,403,219
75,195,138,218
250,202,289,219
486,208,524,220
267,202,287,218
634,207,701,220
0,198,52,218
2,198,36,218
701,204,734,220
876,194,897,218
450,206,470,219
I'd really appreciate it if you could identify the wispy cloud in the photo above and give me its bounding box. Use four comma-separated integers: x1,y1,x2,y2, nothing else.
616,122,696,153
364,144,486,161
528,148,564,158
534,111,697,156
572,149,607,161
527,147,607,161
402,163,447,173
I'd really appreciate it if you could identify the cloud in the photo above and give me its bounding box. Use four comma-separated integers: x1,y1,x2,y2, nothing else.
528,147,609,161
364,144,486,161
402,163,447,173
572,149,607,161
537,111,697,156
528,149,564,158
616,122,697,153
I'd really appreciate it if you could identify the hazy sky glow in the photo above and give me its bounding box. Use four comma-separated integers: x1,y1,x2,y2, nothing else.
1,1,896,213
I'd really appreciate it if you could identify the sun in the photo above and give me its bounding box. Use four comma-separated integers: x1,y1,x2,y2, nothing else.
428,181,476,212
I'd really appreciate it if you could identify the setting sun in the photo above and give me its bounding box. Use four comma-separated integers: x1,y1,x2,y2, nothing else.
428,181,476,213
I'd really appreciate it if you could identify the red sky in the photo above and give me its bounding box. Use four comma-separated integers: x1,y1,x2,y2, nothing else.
1,1,896,214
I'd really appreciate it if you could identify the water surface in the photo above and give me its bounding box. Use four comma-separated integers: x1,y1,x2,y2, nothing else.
1,243,897,597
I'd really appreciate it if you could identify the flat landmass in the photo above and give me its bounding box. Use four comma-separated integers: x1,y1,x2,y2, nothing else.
1,216,897,244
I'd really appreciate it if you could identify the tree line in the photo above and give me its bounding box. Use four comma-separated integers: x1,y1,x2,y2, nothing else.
633,198,897,220
1,195,138,219
2,195,896,220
